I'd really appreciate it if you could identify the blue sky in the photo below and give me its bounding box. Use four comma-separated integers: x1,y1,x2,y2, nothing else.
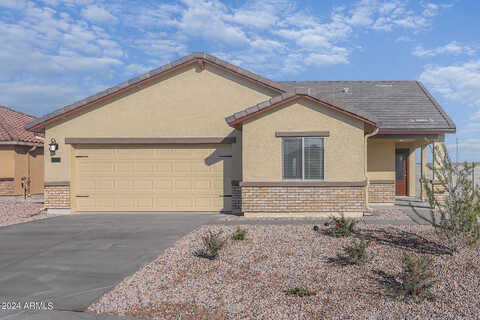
1,0,479,161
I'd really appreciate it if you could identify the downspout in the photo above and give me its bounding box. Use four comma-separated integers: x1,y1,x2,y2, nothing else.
364,127,379,213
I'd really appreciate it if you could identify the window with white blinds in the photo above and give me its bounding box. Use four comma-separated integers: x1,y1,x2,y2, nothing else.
282,138,302,179
282,137,325,180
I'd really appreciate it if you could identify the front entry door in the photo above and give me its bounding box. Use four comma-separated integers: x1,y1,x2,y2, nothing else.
395,149,409,196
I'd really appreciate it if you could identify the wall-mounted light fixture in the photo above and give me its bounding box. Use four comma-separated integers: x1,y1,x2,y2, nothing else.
49,138,58,156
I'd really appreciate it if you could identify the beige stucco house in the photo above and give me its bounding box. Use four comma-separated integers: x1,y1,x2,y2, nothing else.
26,53,455,216
0,105,44,196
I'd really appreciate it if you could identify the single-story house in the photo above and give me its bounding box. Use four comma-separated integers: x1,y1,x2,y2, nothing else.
26,53,455,216
0,105,44,196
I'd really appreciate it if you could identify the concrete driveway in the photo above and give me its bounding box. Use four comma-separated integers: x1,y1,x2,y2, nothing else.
0,213,220,319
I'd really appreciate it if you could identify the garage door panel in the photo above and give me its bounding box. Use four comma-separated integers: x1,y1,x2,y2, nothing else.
155,179,172,191
133,179,155,192
74,145,231,212
157,161,173,173
117,198,135,209
117,162,134,172
134,161,155,173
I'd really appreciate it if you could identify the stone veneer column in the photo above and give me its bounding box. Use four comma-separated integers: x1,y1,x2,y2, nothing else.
367,180,395,204
0,178,15,195
44,182,71,210
231,180,242,214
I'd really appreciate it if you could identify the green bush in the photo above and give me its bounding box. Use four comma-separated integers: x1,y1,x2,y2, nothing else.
413,141,480,249
285,287,317,297
232,226,247,240
329,215,357,237
387,254,436,301
341,238,371,265
194,231,225,260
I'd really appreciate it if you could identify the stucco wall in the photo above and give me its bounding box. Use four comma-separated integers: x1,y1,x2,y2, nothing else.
367,139,395,181
44,63,277,183
0,146,44,195
0,146,15,178
13,146,44,195
14,146,27,195
242,98,366,182
28,147,44,194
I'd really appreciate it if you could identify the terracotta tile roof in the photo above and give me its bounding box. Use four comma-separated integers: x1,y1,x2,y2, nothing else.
0,105,44,144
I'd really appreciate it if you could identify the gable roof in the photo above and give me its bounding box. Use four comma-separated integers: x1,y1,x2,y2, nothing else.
226,88,378,126
26,53,288,132
277,81,455,132
0,105,43,145
26,53,455,134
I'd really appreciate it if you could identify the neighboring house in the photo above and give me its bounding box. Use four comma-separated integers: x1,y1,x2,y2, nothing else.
26,53,455,216
0,105,44,196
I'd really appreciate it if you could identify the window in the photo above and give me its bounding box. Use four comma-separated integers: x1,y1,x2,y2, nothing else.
282,137,325,180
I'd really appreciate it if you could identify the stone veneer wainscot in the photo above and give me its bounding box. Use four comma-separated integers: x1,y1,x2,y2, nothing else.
368,180,395,204
44,182,71,209
239,181,366,216
0,178,15,195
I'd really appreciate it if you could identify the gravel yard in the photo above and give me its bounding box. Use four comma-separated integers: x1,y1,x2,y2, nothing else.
88,223,480,319
0,196,52,227
220,207,411,222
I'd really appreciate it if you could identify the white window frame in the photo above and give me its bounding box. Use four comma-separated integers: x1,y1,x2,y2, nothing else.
282,137,325,181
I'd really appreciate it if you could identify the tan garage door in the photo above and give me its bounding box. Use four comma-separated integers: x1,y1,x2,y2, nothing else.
73,145,232,212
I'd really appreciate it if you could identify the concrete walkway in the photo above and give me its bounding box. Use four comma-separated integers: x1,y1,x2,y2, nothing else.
0,213,221,320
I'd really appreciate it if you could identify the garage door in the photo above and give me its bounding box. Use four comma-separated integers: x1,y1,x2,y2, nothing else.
73,145,232,212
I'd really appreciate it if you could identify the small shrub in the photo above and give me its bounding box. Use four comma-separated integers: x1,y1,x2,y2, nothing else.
285,287,317,297
232,226,247,240
341,238,371,265
412,141,480,249
329,215,357,237
194,231,225,260
387,254,436,301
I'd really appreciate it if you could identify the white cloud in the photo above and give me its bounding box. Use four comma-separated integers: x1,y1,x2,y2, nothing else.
396,35,413,42
413,41,476,57
81,5,117,23
0,0,25,9
305,52,349,67
420,60,480,160
419,60,480,105
0,0,455,115
134,38,187,59
341,0,450,32
0,80,85,115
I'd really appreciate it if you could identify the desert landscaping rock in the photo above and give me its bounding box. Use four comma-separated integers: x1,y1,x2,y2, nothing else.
0,196,52,227
88,224,480,319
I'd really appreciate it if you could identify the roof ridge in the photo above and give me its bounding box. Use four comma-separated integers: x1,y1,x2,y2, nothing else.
415,81,456,130
27,53,289,132
277,80,418,83
0,105,36,119
225,88,378,126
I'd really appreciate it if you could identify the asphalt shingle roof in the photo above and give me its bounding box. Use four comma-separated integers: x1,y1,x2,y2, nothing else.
225,87,379,126
0,105,43,144
25,53,455,132
26,52,289,132
277,81,455,131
